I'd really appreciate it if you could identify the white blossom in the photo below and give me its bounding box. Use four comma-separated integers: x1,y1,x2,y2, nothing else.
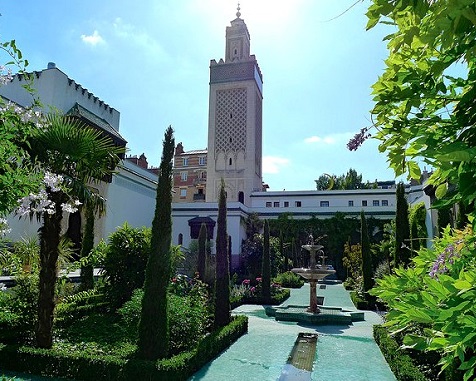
0,218,11,236
43,172,63,192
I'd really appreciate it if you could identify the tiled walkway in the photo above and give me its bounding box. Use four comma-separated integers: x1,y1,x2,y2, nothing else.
190,282,396,381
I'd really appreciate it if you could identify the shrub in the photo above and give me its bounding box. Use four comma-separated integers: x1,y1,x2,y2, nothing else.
0,315,248,381
118,287,210,355
273,271,304,288
373,325,427,381
101,223,151,309
371,226,474,380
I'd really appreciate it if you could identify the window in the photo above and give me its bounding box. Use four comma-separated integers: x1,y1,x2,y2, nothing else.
284,201,289,207
348,200,354,207
180,171,188,181
229,158,233,165
362,200,367,206
373,200,380,206
182,158,188,166
320,201,329,207
178,233,183,245
180,189,187,198
274,201,280,207
199,156,206,166
382,200,389,206
295,201,302,207
266,202,272,208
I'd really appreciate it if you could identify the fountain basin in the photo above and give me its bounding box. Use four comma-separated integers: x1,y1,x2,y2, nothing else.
265,305,364,325
291,266,336,281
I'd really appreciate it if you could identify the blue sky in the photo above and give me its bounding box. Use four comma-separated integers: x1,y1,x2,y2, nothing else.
0,0,399,191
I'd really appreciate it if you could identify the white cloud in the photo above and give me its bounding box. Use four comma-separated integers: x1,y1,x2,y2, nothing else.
80,30,105,46
263,156,290,174
304,133,352,145
112,17,169,62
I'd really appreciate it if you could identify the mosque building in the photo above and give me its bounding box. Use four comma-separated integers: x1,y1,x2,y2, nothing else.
0,6,434,269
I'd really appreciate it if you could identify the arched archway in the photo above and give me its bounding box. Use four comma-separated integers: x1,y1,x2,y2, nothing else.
238,191,244,204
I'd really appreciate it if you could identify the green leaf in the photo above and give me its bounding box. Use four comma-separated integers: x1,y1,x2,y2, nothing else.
406,308,433,324
454,279,472,291
435,183,448,199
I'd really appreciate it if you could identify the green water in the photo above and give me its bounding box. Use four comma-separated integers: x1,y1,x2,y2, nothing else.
190,283,395,381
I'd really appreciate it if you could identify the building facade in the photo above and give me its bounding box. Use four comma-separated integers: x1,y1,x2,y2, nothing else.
172,143,207,203
1,64,158,243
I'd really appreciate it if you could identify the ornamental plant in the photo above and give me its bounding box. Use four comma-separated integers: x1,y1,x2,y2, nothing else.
371,225,476,380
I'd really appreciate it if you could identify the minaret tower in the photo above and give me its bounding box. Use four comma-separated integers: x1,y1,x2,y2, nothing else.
205,4,263,205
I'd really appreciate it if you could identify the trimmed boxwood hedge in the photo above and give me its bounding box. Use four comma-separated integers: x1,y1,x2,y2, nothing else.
373,325,428,381
0,315,248,381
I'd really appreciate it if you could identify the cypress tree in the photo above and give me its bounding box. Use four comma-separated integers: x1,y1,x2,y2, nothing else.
262,219,271,303
360,210,374,293
214,179,230,328
395,182,411,267
80,203,95,290
197,222,207,280
281,230,288,271
138,126,174,360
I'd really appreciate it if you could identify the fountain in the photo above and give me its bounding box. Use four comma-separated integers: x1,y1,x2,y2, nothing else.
265,234,364,325
291,234,335,313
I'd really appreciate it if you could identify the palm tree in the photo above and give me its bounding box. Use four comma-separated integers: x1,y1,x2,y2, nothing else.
28,114,124,348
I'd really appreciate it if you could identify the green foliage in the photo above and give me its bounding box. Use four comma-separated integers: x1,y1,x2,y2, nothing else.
0,40,42,216
343,242,362,281
197,223,207,281
138,126,175,361
395,183,411,267
0,273,39,343
371,225,476,381
80,204,95,290
315,168,375,190
118,286,210,356
273,271,304,288
214,179,230,328
0,314,247,381
373,325,428,381
361,211,373,293
409,202,427,252
365,0,476,225
261,220,271,303
102,223,151,309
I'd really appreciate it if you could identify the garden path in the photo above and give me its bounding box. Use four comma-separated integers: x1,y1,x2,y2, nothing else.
190,282,396,381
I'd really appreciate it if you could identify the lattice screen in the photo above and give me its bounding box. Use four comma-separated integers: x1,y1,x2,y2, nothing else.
215,88,247,155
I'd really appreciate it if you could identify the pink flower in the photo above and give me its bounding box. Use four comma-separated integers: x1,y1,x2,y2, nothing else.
242,279,250,285
256,277,262,282
250,287,256,293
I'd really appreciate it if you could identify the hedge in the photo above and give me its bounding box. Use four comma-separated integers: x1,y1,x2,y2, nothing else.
0,315,248,381
373,325,428,381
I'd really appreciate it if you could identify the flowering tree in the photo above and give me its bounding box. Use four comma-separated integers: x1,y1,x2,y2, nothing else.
27,114,123,348
0,41,42,218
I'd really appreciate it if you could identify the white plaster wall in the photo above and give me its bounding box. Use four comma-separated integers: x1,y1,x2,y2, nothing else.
102,161,157,237
0,67,120,130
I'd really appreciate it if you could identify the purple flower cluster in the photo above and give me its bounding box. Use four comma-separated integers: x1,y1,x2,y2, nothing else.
347,127,371,151
429,244,459,278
